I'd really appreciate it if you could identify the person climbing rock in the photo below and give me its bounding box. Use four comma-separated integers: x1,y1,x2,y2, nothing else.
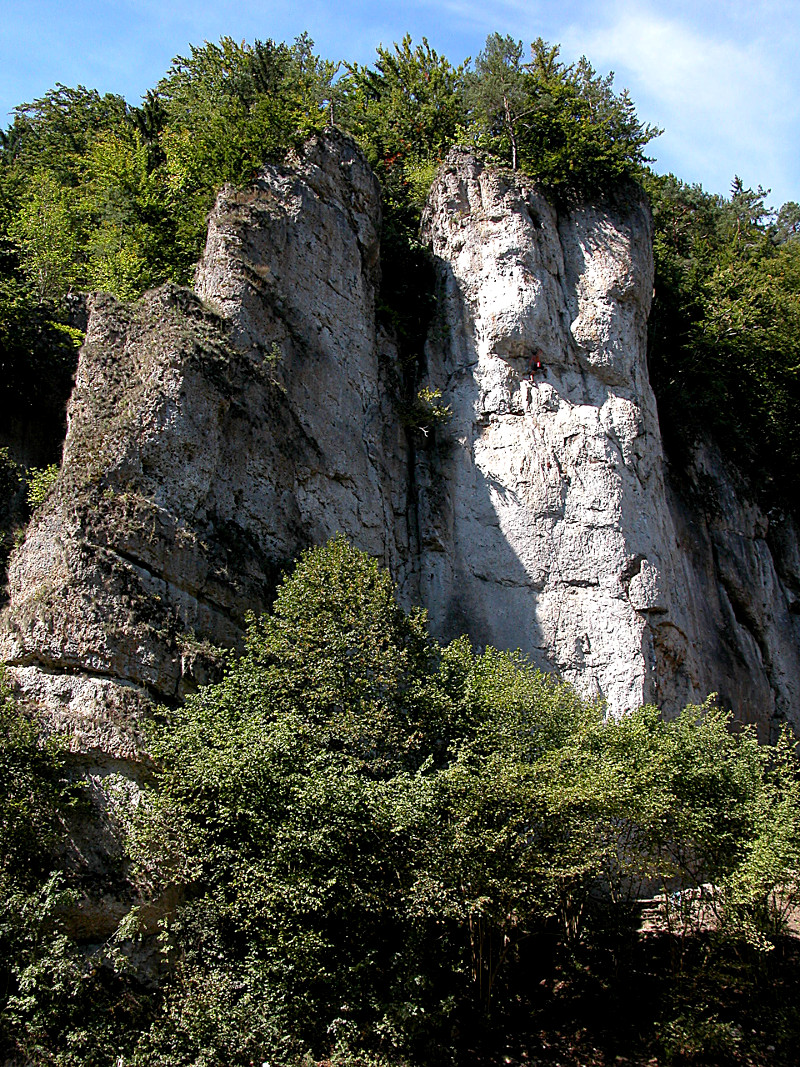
527,349,544,379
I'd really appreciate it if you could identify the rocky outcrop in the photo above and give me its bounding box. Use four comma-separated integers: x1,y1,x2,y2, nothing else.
415,154,667,716
1,133,798,757
415,150,800,737
0,131,410,760
416,152,800,734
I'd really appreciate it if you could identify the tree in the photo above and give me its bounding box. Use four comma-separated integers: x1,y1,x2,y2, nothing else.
7,171,80,303
0,678,185,1067
130,544,584,1057
127,535,800,1065
127,539,456,1062
645,171,800,511
127,90,167,173
5,83,128,185
465,34,660,195
342,35,466,181
338,37,466,372
156,35,333,269
773,201,800,245
464,34,527,170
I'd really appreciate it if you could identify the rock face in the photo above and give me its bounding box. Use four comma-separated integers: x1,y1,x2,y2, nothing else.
1,134,799,757
0,131,410,761
416,153,668,716
662,445,800,737
415,151,800,737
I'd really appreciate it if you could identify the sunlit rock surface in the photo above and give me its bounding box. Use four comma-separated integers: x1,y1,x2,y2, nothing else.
416,149,800,734
2,134,799,760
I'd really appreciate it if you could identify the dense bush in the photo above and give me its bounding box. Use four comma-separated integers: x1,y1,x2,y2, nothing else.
109,540,800,1066
0,542,798,1063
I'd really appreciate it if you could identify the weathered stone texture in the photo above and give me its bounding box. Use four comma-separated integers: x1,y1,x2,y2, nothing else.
415,150,800,735
1,135,799,756
415,152,671,715
0,131,409,758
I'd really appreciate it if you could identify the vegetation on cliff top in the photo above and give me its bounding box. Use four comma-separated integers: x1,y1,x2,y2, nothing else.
1,30,797,514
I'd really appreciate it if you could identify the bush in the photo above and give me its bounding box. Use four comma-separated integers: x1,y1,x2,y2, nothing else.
0,542,797,1062
26,462,59,509
123,540,800,1065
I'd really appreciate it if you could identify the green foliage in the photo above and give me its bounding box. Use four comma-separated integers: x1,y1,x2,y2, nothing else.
0,675,66,884
0,447,21,509
79,126,176,297
0,677,79,1056
0,678,153,1066
402,387,452,436
464,34,527,171
0,279,81,432
0,35,333,308
342,35,466,188
340,36,467,369
465,34,660,195
155,34,334,272
0,543,798,1062
3,83,129,185
7,170,80,303
118,540,800,1065
774,200,800,244
26,463,60,509
646,172,800,510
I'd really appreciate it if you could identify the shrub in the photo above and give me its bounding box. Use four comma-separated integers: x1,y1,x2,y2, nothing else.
124,540,800,1064
26,462,59,509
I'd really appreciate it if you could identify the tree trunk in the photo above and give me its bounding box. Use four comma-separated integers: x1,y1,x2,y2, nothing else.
504,94,518,171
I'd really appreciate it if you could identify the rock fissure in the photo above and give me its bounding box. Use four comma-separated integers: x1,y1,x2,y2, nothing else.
106,544,245,628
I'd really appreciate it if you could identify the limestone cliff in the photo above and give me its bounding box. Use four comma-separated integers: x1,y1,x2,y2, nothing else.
1,132,798,763
415,151,800,738
0,131,410,762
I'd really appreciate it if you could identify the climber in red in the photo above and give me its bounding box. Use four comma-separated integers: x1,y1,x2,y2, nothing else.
527,349,545,380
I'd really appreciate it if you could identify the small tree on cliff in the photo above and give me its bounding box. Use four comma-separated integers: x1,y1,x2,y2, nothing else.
466,34,660,193
464,33,528,171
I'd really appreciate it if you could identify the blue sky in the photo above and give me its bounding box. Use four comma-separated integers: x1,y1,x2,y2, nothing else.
1,0,798,208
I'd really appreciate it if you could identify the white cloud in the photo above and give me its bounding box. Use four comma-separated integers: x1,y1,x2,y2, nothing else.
561,2,799,202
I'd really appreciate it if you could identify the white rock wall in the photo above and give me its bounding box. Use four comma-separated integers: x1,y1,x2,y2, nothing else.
415,150,800,735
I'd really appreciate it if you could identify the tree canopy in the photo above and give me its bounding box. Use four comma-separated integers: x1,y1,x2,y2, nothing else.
2,29,795,517
646,172,800,506
87,543,800,1062
465,34,660,192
